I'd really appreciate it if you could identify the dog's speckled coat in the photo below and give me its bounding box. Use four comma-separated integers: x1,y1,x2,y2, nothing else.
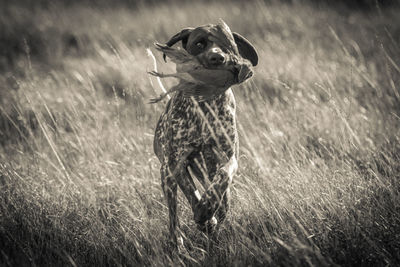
154,90,238,235
152,21,257,248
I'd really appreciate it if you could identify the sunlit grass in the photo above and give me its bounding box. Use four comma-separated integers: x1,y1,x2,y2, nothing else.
1,1,399,266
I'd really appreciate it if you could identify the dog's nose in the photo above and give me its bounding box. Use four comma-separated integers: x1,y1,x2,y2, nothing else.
208,51,226,66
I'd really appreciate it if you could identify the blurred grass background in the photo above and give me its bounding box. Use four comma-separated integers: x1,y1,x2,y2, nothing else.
1,0,400,266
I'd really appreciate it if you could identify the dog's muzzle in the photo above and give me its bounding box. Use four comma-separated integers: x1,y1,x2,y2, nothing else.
207,48,226,67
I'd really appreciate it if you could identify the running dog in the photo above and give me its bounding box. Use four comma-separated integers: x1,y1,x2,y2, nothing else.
152,20,258,249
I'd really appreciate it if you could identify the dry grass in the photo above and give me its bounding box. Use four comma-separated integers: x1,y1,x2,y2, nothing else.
1,1,400,266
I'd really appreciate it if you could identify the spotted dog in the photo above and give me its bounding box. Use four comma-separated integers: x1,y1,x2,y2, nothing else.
153,21,258,249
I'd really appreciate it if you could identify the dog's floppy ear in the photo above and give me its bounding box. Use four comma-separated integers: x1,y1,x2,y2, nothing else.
163,27,194,61
233,32,258,66
166,27,194,49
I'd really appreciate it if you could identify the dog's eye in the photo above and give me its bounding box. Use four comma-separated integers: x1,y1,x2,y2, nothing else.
195,40,206,50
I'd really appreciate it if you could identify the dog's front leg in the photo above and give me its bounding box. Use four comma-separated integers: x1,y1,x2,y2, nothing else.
169,146,219,230
170,147,202,215
161,146,195,251
194,156,237,226
161,164,182,250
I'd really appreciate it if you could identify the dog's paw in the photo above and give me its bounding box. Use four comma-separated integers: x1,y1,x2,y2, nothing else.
196,216,218,233
194,197,218,225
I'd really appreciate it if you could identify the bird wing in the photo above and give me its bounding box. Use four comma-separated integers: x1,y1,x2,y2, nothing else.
175,61,203,73
187,68,236,88
149,83,185,103
155,43,194,63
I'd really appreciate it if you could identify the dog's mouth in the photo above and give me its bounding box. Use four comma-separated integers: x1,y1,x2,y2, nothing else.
234,63,253,83
198,53,254,85
229,57,254,84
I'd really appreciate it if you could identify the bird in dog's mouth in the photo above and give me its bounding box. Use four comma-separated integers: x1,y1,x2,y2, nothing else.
148,20,255,103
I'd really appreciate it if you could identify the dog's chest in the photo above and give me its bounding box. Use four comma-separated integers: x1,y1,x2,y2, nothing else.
155,89,237,161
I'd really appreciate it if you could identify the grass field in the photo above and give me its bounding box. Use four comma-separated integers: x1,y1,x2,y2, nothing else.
1,0,400,266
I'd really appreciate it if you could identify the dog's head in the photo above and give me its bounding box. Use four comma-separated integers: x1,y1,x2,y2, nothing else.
164,20,258,84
